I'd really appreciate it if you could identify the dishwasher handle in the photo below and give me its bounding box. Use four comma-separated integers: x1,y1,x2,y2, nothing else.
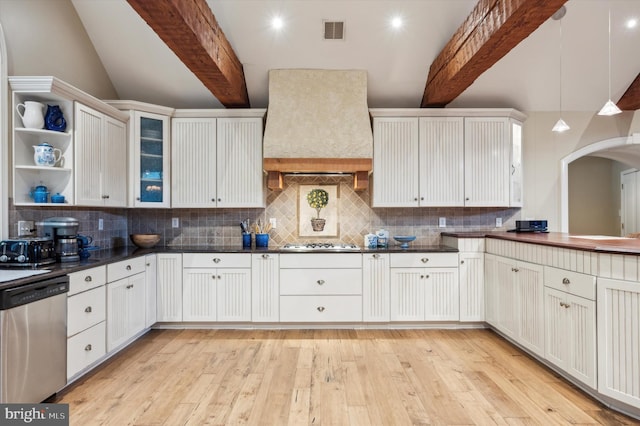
0,275,69,310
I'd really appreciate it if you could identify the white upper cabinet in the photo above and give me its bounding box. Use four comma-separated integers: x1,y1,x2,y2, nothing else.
171,112,265,208
510,120,523,207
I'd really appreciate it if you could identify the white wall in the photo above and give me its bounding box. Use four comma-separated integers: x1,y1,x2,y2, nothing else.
522,111,640,232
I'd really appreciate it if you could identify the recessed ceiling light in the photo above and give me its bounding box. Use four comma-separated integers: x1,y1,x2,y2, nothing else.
626,18,638,29
271,16,284,30
391,16,403,29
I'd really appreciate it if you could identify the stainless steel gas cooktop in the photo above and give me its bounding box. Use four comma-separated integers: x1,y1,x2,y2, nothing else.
281,242,360,252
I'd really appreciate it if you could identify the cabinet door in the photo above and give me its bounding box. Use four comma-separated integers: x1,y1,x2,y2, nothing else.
171,118,217,207
566,293,596,389
464,117,510,206
459,252,484,322
390,268,424,321
484,254,498,326
216,118,264,207
102,115,127,207
419,117,464,206
621,169,638,235
75,102,103,206
544,287,568,369
216,268,251,321
510,119,523,207
145,254,157,328
156,253,183,322
251,253,279,322
372,117,419,207
515,260,544,357
494,256,517,337
424,268,459,321
183,268,217,321
363,253,390,322
106,273,145,352
133,112,170,207
598,277,640,408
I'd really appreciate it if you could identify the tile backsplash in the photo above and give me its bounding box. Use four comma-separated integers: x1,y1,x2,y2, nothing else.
9,175,520,248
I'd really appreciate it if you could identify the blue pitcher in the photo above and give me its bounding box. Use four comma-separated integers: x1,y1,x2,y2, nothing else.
29,185,49,203
44,105,67,132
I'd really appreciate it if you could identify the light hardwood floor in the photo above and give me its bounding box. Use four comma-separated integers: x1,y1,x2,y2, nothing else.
57,329,640,425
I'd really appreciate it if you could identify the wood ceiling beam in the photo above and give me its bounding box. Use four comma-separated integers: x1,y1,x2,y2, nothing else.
127,0,249,108
618,73,640,111
421,0,568,108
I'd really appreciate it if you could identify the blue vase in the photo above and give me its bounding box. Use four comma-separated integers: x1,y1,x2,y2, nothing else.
44,105,67,132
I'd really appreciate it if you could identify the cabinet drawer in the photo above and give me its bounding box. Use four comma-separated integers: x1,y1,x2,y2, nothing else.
67,321,106,380
107,256,146,282
67,286,106,337
390,253,458,268
280,269,361,295
280,253,362,268
68,265,106,296
544,266,595,300
280,295,362,322
183,253,251,268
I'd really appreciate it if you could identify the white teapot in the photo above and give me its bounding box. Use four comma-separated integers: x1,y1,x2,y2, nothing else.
33,143,62,167
16,101,45,129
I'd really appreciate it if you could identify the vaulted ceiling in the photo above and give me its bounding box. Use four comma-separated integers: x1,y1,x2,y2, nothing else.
71,0,640,112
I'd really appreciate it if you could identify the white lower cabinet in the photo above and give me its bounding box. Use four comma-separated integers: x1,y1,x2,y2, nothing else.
67,322,106,380
597,277,640,408
145,254,157,328
362,253,390,322
106,270,146,352
182,253,251,322
156,253,183,322
390,253,459,321
251,253,279,322
279,253,362,322
459,252,484,322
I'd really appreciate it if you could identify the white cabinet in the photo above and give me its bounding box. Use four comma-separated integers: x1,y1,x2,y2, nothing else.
171,114,265,208
66,265,107,380
251,253,279,322
621,168,640,235
390,253,459,321
597,277,640,408
459,252,484,322
145,254,157,328
362,253,390,322
544,266,597,389
510,120,523,207
106,257,146,352
156,253,183,322
132,111,171,207
279,253,362,322
182,253,251,322
75,102,127,207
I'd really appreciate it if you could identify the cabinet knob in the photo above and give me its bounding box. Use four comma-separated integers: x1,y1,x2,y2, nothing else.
421,275,425,279
211,198,216,202
126,284,134,289
425,274,430,279
466,197,469,201
262,254,269,259
317,279,325,285
562,278,570,285
460,260,465,264
421,258,429,263
146,263,151,267
372,254,380,259
85,344,92,352
136,197,141,201
85,306,92,313
512,267,519,272
211,275,216,280
84,276,92,282
218,198,221,202
414,197,418,201
213,258,221,263
420,197,424,201
317,306,325,312
126,265,132,270
218,275,221,280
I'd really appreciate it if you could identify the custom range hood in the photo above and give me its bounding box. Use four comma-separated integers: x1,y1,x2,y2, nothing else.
263,69,373,191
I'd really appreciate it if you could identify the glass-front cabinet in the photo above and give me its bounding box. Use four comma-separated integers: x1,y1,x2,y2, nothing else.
134,112,170,207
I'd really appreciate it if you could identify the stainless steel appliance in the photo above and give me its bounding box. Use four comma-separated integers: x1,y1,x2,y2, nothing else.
0,274,69,402
508,220,549,233
0,238,55,267
281,242,360,252
39,217,80,262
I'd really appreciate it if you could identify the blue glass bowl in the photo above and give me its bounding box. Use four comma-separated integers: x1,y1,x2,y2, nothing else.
393,235,416,248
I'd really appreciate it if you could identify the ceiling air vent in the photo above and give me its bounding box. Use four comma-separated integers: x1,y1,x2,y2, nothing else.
323,21,345,40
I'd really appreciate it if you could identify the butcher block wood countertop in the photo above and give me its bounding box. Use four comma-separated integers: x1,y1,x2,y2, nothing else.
442,231,640,255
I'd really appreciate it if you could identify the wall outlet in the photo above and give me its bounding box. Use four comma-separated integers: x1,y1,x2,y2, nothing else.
17,220,34,236
98,218,104,230
496,217,503,227
269,218,277,229
439,217,446,228
172,218,179,228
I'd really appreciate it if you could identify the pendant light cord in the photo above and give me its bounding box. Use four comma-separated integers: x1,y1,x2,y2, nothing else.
607,1,612,99
559,17,563,112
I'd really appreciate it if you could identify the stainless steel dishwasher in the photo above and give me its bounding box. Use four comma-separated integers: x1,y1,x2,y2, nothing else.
0,274,69,403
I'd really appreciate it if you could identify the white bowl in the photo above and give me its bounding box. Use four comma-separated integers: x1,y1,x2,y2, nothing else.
393,235,416,248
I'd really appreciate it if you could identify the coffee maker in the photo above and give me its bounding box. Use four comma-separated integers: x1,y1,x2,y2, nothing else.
39,217,80,262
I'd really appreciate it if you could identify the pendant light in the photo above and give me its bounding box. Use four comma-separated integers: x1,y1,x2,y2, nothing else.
552,6,570,132
598,0,622,116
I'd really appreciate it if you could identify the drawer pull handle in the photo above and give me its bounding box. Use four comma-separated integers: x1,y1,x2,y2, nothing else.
317,280,325,285
560,302,570,309
262,254,269,259
126,265,132,271
84,276,92,282
85,344,92,351
421,258,429,263
562,278,570,285
512,268,519,272
126,284,134,289
85,306,92,313
317,306,325,312
213,258,221,263
373,254,379,259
